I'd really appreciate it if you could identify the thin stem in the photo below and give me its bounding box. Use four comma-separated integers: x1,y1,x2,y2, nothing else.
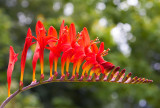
0,80,49,108
0,75,151,108
0,90,20,108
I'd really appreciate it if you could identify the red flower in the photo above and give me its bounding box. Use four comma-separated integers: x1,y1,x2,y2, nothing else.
34,21,57,81
78,27,90,48
7,46,18,97
20,28,33,87
48,21,78,79
32,42,40,82
3,20,153,105
60,23,77,79
27,21,153,84
10,20,153,92
96,42,115,71
47,26,59,78
35,21,46,80
69,28,92,80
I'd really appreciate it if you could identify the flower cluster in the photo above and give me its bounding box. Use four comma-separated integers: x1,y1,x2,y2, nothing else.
7,20,153,97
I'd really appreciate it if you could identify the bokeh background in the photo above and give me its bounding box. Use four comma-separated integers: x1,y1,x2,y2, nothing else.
0,0,160,108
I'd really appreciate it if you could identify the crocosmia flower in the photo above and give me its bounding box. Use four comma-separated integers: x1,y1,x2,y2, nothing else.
5,20,153,98
17,20,153,84
34,21,57,82
7,46,18,97
20,28,34,87
0,20,153,108
47,26,59,78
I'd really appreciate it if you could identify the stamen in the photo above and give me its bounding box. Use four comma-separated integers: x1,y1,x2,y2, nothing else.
90,37,100,45
101,48,110,56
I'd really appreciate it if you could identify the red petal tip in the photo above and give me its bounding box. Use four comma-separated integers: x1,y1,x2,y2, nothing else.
36,20,45,30
98,42,104,54
128,72,132,76
28,28,31,32
27,28,32,37
37,20,43,26
114,66,120,72
110,65,115,70
121,69,126,73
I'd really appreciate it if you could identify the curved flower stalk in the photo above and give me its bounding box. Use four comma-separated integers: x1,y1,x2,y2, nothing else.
0,20,153,108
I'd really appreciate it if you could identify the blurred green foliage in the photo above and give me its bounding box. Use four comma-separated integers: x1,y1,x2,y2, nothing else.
0,0,160,108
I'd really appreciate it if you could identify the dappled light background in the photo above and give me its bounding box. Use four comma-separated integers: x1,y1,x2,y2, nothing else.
0,0,160,108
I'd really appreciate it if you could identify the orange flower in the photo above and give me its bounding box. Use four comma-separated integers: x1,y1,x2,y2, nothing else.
9,20,153,93
34,21,57,82
47,21,77,80
60,23,77,79
7,46,18,97
31,20,153,84
48,26,59,78
35,21,46,81
96,42,115,71
3,20,153,105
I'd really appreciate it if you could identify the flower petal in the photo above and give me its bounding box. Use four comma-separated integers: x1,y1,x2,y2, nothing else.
36,20,46,37
7,46,18,97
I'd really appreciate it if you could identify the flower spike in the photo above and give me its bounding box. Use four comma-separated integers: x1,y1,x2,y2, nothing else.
7,46,18,97
1,20,153,108
33,21,153,84
5,21,154,97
